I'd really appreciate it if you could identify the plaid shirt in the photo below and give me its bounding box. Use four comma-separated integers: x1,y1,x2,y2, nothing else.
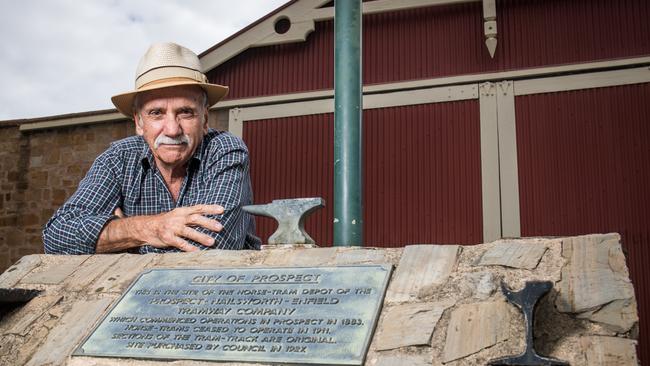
43,129,261,254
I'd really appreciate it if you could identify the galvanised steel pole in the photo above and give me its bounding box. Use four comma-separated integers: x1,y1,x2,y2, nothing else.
333,0,363,247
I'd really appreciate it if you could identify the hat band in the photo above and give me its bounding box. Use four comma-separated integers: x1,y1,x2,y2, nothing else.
138,77,205,90
135,66,207,89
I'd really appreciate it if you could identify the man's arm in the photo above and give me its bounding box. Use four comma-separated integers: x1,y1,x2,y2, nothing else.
43,152,124,254
95,205,224,253
43,148,226,254
193,133,260,250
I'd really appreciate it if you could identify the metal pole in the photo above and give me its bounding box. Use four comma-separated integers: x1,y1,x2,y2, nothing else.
333,0,363,247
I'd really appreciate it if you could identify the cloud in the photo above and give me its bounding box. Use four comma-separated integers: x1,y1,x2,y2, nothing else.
0,0,287,120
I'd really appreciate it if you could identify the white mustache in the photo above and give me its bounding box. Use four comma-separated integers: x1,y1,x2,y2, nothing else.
154,135,190,149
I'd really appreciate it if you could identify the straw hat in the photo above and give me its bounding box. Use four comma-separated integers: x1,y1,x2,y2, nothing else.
111,42,228,117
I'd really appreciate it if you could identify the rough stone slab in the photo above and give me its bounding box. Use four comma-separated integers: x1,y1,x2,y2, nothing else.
0,237,639,366
0,255,41,287
154,250,253,268
1,327,51,366
556,234,635,313
577,299,638,333
64,254,124,291
386,245,459,303
580,336,638,365
475,241,547,269
3,294,62,336
20,255,88,285
375,300,455,350
262,244,318,250
461,271,498,300
442,301,510,363
335,248,388,265
262,247,338,266
88,254,155,293
371,353,432,366
25,298,114,366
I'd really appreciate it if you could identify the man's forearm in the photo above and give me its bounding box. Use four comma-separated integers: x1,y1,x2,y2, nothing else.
96,216,151,253
96,205,223,253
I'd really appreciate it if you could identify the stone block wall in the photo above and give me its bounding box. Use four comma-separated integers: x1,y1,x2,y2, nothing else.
0,234,639,365
0,111,227,273
0,121,134,272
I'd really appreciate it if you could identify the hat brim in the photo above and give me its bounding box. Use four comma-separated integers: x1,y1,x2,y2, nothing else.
111,80,229,118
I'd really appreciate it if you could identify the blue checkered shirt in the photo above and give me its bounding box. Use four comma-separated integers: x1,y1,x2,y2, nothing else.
43,129,261,254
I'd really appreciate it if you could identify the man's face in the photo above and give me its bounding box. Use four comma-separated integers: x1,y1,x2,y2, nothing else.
134,86,209,171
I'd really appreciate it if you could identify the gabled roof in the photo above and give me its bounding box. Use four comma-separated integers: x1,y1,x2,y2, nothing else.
199,0,329,72
198,0,461,72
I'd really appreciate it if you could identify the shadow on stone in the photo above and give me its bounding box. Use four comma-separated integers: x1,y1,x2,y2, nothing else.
0,287,41,319
534,286,590,356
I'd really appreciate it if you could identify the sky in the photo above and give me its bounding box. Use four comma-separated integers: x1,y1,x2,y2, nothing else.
0,0,288,121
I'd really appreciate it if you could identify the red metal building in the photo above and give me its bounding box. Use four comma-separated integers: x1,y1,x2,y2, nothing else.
198,0,650,360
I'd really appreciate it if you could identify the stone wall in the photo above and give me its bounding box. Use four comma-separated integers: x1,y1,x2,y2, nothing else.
0,121,133,272
0,111,227,273
0,234,638,365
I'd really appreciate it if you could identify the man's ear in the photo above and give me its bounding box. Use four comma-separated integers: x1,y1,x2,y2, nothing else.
134,114,144,136
202,109,209,134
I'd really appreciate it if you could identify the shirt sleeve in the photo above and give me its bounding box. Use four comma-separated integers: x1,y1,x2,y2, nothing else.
194,136,261,251
43,152,122,254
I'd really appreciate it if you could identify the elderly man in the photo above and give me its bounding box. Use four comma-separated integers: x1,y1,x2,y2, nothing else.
43,42,261,254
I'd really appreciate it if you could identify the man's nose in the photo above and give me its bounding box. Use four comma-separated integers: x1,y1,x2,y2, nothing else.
162,113,182,136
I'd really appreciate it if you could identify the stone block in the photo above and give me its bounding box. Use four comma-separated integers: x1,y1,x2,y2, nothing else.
52,188,67,203
20,255,88,285
0,215,18,227
25,298,114,366
262,247,338,266
89,254,155,293
385,245,459,303
442,301,511,363
555,234,635,315
0,254,41,287
580,336,638,365
63,254,124,291
2,295,62,336
334,248,389,265
374,300,454,350
371,353,432,366
155,250,255,268
475,241,547,269
577,298,638,333
18,213,41,227
461,271,497,300
29,156,43,168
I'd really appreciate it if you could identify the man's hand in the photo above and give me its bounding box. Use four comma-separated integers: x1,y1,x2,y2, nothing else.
144,205,224,252
97,204,224,253
114,207,125,218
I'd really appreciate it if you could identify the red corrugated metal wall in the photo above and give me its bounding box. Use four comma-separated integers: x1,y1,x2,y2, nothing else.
244,114,334,245
243,101,483,247
363,102,483,246
213,0,650,359
208,0,650,100
516,83,650,362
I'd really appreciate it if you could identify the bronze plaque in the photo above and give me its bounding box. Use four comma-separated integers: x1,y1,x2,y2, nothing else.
75,265,391,365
